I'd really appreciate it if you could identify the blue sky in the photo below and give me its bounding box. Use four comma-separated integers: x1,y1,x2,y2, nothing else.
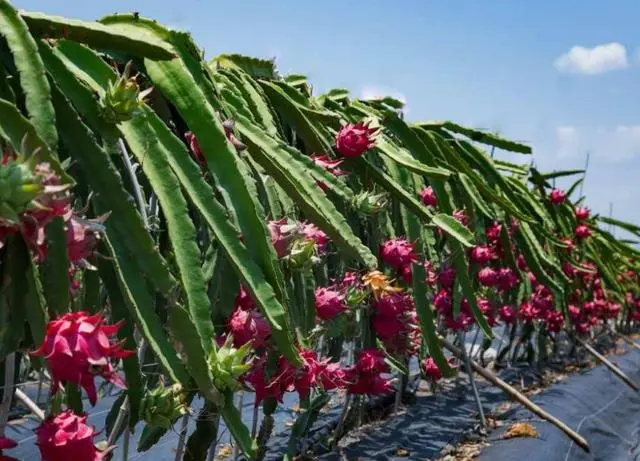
15,0,640,231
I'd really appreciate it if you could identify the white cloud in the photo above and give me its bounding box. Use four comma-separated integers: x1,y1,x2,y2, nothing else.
554,42,629,75
556,126,580,158
360,85,407,106
554,124,640,161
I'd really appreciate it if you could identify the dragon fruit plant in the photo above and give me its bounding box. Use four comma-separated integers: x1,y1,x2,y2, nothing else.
0,2,638,460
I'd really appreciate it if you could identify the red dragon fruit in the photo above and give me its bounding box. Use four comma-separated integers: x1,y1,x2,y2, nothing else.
575,224,592,239
335,121,378,157
380,238,417,270
420,186,438,207
469,245,495,265
498,305,517,324
228,307,271,348
438,266,456,288
35,410,103,461
32,312,133,405
485,222,502,243
477,267,498,287
314,287,347,320
423,357,456,381
549,188,566,205
356,348,389,374
267,218,300,258
575,207,590,221
319,362,350,391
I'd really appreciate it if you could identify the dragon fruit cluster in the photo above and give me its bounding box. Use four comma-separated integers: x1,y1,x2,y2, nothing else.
245,347,392,403
373,292,421,356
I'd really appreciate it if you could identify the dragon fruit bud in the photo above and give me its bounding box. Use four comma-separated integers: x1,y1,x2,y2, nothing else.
354,190,388,216
575,224,592,239
315,287,347,320
285,237,317,268
0,145,68,224
36,410,103,461
100,61,151,124
228,306,271,349
469,245,494,265
335,121,378,158
549,188,566,205
420,186,438,207
139,382,188,429
380,238,417,270
32,312,134,406
209,336,253,393
575,207,590,221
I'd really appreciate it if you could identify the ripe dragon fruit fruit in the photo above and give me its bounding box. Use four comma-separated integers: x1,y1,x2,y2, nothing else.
345,348,394,395
35,410,103,461
380,238,417,270
469,245,495,265
477,267,499,287
314,287,347,320
32,312,133,405
575,224,592,239
319,362,350,391
335,121,378,158
420,186,437,207
228,306,271,349
575,207,590,221
422,357,456,381
549,188,566,205
499,305,517,324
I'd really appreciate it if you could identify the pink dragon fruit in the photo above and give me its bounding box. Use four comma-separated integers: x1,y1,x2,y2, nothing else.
319,362,350,391
575,224,592,239
228,307,271,348
498,305,517,324
549,188,566,205
438,266,456,288
420,186,438,207
380,238,417,270
32,312,133,405
35,411,103,461
477,267,499,287
335,121,378,158
469,245,495,265
575,207,590,221
355,348,389,374
314,287,347,320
